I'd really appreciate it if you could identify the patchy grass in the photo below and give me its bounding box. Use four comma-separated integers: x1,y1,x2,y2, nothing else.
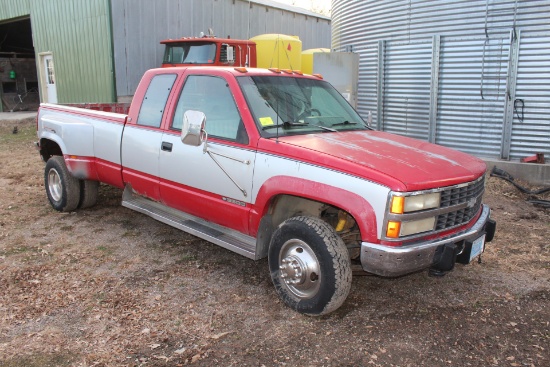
176,253,197,264
0,119,36,145
96,245,114,256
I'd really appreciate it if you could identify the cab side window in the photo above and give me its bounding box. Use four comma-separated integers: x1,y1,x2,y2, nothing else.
172,75,248,144
137,74,177,128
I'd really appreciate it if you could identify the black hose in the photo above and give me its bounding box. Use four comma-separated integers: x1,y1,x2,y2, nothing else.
490,166,550,195
527,200,550,209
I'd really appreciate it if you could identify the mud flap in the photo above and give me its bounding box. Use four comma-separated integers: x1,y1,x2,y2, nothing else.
456,240,476,265
484,218,496,242
429,243,459,276
456,218,496,265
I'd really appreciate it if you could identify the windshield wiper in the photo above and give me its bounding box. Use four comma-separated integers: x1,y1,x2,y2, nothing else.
312,124,337,132
331,120,358,127
263,121,337,132
262,121,307,130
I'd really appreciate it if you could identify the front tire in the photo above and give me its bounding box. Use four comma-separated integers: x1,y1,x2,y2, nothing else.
44,156,81,212
268,216,352,316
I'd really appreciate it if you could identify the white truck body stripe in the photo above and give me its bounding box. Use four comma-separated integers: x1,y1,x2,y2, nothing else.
252,152,390,238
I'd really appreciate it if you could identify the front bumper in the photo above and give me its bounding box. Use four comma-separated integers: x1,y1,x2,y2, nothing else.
360,204,495,277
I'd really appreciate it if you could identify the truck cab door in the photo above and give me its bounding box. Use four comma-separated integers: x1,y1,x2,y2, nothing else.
159,74,255,234
121,73,178,201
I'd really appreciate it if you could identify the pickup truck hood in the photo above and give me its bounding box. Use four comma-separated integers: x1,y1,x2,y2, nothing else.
267,130,487,192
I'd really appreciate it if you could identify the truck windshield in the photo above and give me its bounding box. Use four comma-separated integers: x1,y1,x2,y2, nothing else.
163,43,216,64
237,75,368,137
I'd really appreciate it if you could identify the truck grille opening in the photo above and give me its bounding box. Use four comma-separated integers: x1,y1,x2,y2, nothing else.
436,177,485,230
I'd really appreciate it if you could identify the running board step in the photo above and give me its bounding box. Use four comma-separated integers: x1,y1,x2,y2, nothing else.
122,186,258,259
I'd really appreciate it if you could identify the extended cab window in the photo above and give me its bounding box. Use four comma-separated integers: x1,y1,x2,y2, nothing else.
137,74,177,128
171,75,248,144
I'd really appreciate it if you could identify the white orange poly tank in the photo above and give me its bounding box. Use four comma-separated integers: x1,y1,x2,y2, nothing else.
250,34,302,70
301,48,330,75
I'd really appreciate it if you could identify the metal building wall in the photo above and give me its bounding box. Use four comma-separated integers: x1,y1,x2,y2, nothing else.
0,0,115,103
0,0,30,20
29,0,116,103
112,0,331,97
0,0,31,112
332,0,550,161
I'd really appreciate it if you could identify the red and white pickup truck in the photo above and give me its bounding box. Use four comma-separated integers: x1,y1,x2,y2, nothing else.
36,66,496,315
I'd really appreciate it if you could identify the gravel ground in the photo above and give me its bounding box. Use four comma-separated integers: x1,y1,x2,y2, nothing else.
1,117,549,367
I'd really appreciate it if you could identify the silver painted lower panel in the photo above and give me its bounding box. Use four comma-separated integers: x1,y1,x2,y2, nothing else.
159,135,255,202
252,152,391,238
121,186,258,259
121,126,163,177
360,205,492,277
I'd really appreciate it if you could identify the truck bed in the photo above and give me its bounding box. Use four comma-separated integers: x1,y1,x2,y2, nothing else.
37,103,128,188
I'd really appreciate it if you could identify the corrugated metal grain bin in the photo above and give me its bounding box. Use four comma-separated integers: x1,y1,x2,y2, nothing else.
332,0,550,161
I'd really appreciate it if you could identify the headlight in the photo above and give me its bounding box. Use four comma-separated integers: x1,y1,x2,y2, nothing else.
390,192,441,214
386,217,436,238
400,217,436,236
386,192,441,239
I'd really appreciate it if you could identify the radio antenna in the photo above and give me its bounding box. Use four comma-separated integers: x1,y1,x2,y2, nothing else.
276,100,280,143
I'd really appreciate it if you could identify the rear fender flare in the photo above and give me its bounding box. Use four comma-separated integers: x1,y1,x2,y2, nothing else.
39,133,67,159
39,135,98,181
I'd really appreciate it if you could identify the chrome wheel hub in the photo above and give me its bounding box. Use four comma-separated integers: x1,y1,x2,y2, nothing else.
280,256,305,285
48,168,62,202
278,239,321,299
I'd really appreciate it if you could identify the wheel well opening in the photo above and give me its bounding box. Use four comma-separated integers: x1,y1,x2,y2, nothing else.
39,139,62,161
257,195,362,260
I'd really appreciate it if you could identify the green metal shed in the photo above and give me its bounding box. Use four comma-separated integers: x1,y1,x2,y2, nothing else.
0,0,116,110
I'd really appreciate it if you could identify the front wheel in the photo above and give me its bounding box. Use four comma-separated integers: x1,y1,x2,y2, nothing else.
268,216,352,316
44,156,81,212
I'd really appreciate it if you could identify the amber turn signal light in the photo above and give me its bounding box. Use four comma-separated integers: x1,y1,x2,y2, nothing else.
390,196,404,214
386,221,401,238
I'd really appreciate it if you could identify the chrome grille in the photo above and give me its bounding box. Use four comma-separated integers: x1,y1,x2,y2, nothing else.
436,177,485,230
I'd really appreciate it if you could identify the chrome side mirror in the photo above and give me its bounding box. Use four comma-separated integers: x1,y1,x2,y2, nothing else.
181,110,206,147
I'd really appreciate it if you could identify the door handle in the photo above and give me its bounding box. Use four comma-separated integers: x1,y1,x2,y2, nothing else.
161,141,173,152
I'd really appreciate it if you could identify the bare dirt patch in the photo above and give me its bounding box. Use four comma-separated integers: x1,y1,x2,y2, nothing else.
1,118,549,366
